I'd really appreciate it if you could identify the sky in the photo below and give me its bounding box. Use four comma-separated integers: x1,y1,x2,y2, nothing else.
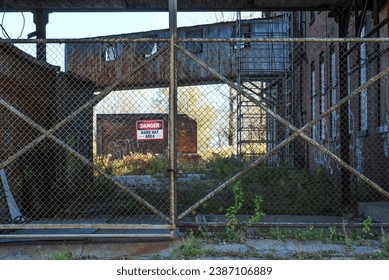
1,11,243,39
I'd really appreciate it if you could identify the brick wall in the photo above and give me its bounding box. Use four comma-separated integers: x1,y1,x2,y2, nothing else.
96,113,197,158
296,9,389,191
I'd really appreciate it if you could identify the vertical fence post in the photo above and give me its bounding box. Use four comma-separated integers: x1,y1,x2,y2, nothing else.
169,0,178,237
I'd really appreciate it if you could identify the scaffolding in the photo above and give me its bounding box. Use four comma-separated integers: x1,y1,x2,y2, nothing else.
236,12,293,159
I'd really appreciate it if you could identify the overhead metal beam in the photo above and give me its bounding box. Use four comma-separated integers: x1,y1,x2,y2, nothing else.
0,0,383,13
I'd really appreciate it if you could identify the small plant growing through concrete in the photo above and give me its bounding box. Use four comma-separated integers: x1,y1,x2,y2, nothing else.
51,247,72,260
172,230,206,259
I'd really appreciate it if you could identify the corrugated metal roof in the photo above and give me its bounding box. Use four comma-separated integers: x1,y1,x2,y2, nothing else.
0,0,379,12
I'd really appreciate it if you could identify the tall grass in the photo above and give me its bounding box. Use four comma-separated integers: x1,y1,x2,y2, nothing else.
94,153,167,176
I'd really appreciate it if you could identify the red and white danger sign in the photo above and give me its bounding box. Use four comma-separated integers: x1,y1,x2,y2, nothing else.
136,120,164,140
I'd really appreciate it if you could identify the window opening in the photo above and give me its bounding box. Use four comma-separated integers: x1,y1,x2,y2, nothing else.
104,44,118,61
186,30,203,53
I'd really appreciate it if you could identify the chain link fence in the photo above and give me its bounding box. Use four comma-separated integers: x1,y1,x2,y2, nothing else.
0,34,388,238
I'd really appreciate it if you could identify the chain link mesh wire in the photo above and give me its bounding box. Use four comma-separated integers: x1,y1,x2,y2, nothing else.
0,12,388,234
0,39,172,227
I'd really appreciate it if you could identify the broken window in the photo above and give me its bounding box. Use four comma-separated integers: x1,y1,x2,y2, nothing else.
103,44,118,62
142,35,158,58
360,26,368,132
330,46,337,140
186,30,203,53
232,24,251,49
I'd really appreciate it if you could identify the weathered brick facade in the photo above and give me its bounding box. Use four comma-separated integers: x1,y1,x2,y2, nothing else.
96,114,197,158
292,4,389,191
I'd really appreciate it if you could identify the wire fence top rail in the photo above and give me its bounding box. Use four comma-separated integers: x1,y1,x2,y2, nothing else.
1,37,389,44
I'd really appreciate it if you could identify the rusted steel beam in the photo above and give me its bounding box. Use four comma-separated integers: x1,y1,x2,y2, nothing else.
0,234,173,239
176,44,389,220
0,0,377,12
0,224,174,230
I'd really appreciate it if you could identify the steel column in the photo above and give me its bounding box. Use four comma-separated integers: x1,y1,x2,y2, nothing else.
168,0,178,237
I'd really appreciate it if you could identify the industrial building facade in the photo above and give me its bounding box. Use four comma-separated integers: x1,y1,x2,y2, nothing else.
289,3,389,193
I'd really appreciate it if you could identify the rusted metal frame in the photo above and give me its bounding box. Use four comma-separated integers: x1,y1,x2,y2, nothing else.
0,44,169,172
168,0,178,237
175,44,389,219
0,224,174,230
0,233,174,239
0,100,171,223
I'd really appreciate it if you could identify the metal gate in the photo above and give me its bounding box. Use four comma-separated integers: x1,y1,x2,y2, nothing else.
1,34,389,239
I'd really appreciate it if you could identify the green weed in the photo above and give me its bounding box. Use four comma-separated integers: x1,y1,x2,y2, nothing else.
225,181,244,241
51,247,72,260
362,216,373,237
247,195,266,226
172,231,206,259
